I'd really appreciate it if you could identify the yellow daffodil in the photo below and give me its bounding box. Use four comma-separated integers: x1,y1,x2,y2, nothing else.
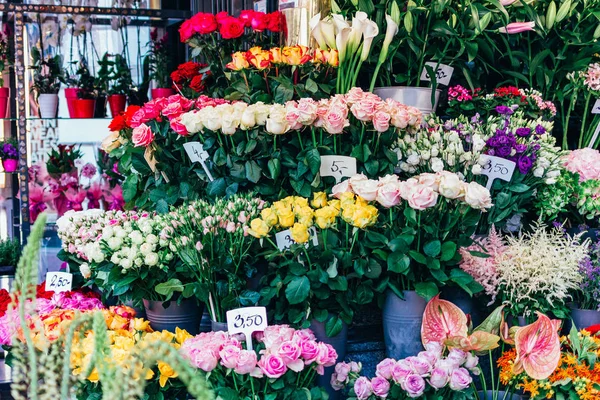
248,218,270,238
158,361,178,387
290,222,310,243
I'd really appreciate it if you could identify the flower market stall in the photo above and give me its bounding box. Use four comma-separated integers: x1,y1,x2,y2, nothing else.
2,0,600,399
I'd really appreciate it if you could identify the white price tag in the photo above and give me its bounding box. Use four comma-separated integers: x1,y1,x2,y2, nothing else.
592,99,600,114
45,271,73,293
275,226,318,251
420,62,454,86
226,306,268,350
278,0,298,10
183,142,214,182
320,156,357,184
481,155,516,190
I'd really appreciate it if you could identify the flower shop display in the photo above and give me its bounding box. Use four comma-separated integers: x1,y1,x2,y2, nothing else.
30,47,64,118
147,28,175,99
72,59,98,118
180,325,334,399
0,139,19,172
0,23,12,118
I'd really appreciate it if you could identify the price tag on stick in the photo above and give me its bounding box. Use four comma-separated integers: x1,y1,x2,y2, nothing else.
183,142,214,182
275,226,319,251
420,62,454,86
319,156,357,184
45,271,73,293
480,156,516,190
226,306,268,350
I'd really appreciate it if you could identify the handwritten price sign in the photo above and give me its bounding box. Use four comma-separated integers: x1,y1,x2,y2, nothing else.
226,306,268,350
481,156,516,190
45,271,73,293
183,142,214,182
320,156,357,183
275,226,318,251
420,62,454,86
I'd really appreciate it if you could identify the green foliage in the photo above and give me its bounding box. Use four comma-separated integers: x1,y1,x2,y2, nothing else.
0,237,20,267
29,47,64,96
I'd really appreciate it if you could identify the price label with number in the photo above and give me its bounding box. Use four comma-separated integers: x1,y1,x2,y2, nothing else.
183,142,214,182
320,156,357,184
226,306,268,350
420,62,454,86
592,99,600,114
275,226,318,251
45,271,73,293
480,155,516,190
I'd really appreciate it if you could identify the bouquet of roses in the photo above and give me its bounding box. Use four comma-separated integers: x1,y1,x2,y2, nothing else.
170,61,210,98
250,192,380,336
180,325,333,399
167,194,265,323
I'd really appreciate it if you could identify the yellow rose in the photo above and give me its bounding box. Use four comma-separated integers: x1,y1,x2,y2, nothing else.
226,51,250,71
290,222,310,243
282,45,312,65
311,192,328,209
101,131,122,153
296,206,314,227
248,218,270,238
261,207,279,227
277,207,295,228
315,206,337,229
339,192,355,209
351,205,379,229
175,327,193,345
355,196,369,208
270,47,283,64
292,196,309,208
341,204,356,224
158,361,178,387
326,49,339,67
328,199,341,212
247,48,272,70
130,318,151,332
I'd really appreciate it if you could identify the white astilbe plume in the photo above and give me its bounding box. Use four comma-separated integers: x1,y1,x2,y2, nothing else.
496,223,589,318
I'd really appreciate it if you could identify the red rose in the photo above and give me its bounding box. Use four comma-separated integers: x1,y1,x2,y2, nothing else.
124,105,141,127
178,61,202,79
170,70,183,84
251,11,268,31
216,11,229,23
239,10,255,27
108,114,127,131
190,75,206,93
191,13,218,34
179,19,195,42
266,11,284,32
219,17,245,39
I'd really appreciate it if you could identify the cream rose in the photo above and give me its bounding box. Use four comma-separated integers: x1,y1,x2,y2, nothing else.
376,181,402,208
438,172,465,199
406,184,438,210
180,110,203,134
464,182,493,210
266,105,290,135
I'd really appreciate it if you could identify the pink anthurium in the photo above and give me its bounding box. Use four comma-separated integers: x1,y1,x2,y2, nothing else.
446,331,500,353
498,21,535,34
513,313,561,380
421,295,468,346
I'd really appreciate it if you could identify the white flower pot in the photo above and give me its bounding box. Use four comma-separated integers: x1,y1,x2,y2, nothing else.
38,93,59,118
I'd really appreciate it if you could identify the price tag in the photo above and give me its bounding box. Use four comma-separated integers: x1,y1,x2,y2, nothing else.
420,62,454,86
45,271,73,293
587,123,600,148
481,155,516,190
226,306,268,350
183,142,214,182
592,99,600,114
144,147,170,183
320,156,357,184
278,0,298,10
275,226,318,251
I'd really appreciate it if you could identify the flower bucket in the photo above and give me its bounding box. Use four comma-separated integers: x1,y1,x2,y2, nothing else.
73,98,96,119
310,315,348,400
64,88,80,118
0,87,9,118
382,290,427,360
477,390,523,399
570,308,600,331
2,159,18,172
38,93,59,118
151,88,175,99
440,287,481,327
374,86,441,115
143,298,202,335
94,96,107,118
211,320,228,332
107,94,127,117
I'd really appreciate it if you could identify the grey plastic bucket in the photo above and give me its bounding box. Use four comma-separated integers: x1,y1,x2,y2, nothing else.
143,298,202,335
382,290,427,359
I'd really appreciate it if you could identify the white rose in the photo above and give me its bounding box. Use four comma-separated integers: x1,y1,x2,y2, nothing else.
240,107,257,130
417,173,440,191
146,234,158,244
203,106,224,131
107,237,122,251
464,182,493,210
121,258,132,269
438,173,465,199
129,231,144,245
115,228,127,239
145,252,159,267
331,179,351,199
400,162,410,172
431,146,440,157
472,164,482,175
407,154,421,166
533,167,545,178
102,226,114,239
431,157,444,172
351,179,379,201
140,222,153,235
140,243,153,255
80,263,91,279
265,105,289,135
221,111,241,135
254,102,271,125
180,110,203,133
110,253,120,264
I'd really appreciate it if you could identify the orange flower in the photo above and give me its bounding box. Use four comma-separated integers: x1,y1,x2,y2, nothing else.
245,47,272,70
270,47,283,64
282,45,312,66
313,49,339,67
226,51,249,71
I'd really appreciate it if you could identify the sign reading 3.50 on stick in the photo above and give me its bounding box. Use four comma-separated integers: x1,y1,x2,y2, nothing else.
226,306,268,350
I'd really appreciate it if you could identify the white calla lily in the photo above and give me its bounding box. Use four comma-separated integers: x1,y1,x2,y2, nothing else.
378,14,399,62
310,13,327,49
332,13,350,33
360,20,379,61
321,17,337,49
336,26,352,63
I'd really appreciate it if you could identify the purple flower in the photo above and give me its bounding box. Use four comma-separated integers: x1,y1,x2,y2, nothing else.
486,137,500,148
535,124,546,134
516,127,531,137
81,163,97,179
495,105,513,115
497,146,512,158
515,144,527,153
517,155,533,174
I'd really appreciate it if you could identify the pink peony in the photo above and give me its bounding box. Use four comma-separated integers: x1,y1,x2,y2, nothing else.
564,148,600,181
258,354,288,378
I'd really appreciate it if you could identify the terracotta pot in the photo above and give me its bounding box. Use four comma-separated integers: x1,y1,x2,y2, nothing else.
0,87,9,118
2,159,17,172
151,88,175,99
38,94,59,118
107,94,127,117
64,88,80,118
73,98,96,118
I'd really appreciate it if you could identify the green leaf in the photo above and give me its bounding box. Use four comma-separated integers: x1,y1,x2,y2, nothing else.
274,85,294,103
440,242,457,262
268,158,281,180
409,250,427,265
155,279,184,300
122,175,139,203
387,252,410,274
509,183,530,193
305,149,321,175
305,78,318,93
213,147,228,166
131,152,152,175
155,199,169,214
285,276,311,305
325,314,343,337
496,192,511,209
423,240,441,257
245,160,262,183
207,177,226,197
415,282,439,301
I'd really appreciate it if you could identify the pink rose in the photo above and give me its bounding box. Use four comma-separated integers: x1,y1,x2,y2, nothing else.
331,372,346,390
349,174,378,201
316,343,338,367
131,123,155,147
406,184,439,210
285,108,303,131
293,328,316,341
391,360,412,384
350,98,383,122
417,173,441,191
170,117,189,136
193,350,219,372
376,181,402,208
376,358,397,380
296,98,318,125
371,376,391,398
313,99,331,128
345,87,366,105
261,325,295,349
401,374,426,398
564,148,600,181
258,354,287,378
424,341,443,356
162,102,184,119
219,344,241,369
464,353,479,372
331,179,351,199
449,367,472,391
447,349,467,365
407,356,432,376
335,362,351,382
323,108,349,134
129,108,148,128
429,367,449,389
417,350,439,367
278,340,304,372
234,350,257,375
300,339,320,364
373,111,391,132
354,376,373,400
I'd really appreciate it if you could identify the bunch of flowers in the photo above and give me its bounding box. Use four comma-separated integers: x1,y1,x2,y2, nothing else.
495,224,589,320
564,63,600,149
227,45,339,71
332,346,479,399
332,172,491,299
0,24,12,88
250,192,379,336
577,244,600,311
180,325,333,398
0,139,18,160
167,194,265,322
170,61,209,98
